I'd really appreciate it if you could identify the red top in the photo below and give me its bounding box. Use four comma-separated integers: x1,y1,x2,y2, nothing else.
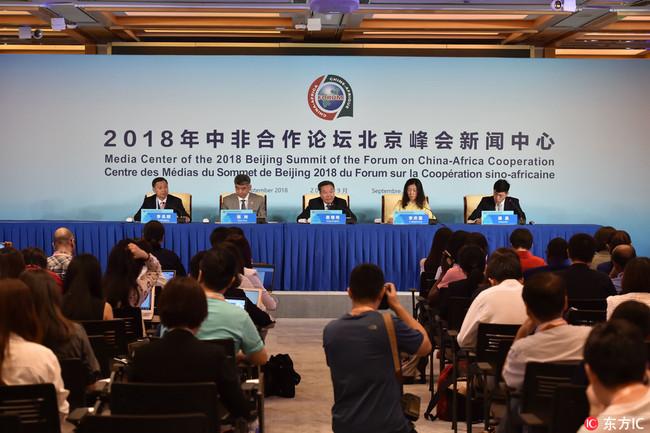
516,250,547,272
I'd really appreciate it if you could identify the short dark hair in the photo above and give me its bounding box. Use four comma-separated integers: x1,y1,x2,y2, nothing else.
493,179,510,193
510,228,533,250
143,221,165,248
584,320,647,388
209,227,232,248
158,277,208,329
199,246,238,292
594,226,616,252
621,257,650,295
0,247,26,279
349,263,385,302
21,247,48,268
189,250,207,280
611,245,636,270
611,301,650,339
225,234,253,269
567,233,596,263
318,180,335,192
522,273,566,322
609,230,632,251
234,174,251,185
486,247,523,282
546,238,568,264
467,232,488,255
151,177,167,188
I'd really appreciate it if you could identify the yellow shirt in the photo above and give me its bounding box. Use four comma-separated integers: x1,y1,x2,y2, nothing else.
392,200,435,219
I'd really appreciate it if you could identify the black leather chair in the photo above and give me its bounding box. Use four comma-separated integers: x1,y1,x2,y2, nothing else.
0,383,60,433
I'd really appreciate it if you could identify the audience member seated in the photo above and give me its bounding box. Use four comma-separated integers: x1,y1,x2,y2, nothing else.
591,226,616,270
297,180,357,224
510,228,546,272
0,278,69,426
597,230,632,275
225,234,276,312
142,220,186,277
129,276,251,419
103,238,162,308
610,301,650,340
556,233,617,300
436,230,470,290
0,246,26,279
457,248,527,349
21,246,63,291
19,270,100,388
433,245,486,321
62,254,113,321
609,245,636,294
607,257,650,319
209,227,232,249
323,263,431,433
388,178,436,224
499,273,592,433
523,237,569,280
195,246,268,366
420,227,453,275
47,227,75,280
577,320,650,433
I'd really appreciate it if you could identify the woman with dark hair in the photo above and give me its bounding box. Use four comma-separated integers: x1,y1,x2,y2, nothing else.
421,227,453,274
0,246,26,279
129,276,251,418
142,220,186,277
103,238,162,308
62,253,113,321
0,278,69,424
225,234,276,311
388,178,436,224
21,246,64,292
20,270,100,386
607,257,650,319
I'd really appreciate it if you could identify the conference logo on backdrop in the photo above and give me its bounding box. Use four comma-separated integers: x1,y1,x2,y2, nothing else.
307,75,353,120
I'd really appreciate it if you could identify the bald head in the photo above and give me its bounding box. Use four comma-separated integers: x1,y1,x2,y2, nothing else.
612,244,636,273
52,227,75,253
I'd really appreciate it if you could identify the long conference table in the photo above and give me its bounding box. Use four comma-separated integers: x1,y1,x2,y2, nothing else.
0,221,601,292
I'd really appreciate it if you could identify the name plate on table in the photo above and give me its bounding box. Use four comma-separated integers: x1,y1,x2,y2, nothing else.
481,211,517,225
140,209,177,224
221,210,256,224
393,211,427,225
310,210,344,224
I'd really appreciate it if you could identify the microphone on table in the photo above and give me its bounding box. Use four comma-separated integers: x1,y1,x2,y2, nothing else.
508,198,527,225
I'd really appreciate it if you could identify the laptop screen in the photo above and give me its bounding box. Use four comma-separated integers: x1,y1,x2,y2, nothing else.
243,289,262,307
140,289,155,320
161,270,176,282
225,297,246,309
252,265,275,291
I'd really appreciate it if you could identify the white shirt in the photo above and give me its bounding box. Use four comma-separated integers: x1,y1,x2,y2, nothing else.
577,387,650,433
502,322,592,391
2,334,70,423
606,292,650,319
456,279,527,349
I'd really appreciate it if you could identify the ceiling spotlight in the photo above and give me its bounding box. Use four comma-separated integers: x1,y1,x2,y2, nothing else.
66,23,78,29
550,0,576,12
33,29,43,39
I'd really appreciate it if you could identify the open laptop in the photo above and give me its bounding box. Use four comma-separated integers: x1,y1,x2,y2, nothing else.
140,289,155,320
152,270,176,317
225,297,247,309
243,288,263,307
252,263,275,292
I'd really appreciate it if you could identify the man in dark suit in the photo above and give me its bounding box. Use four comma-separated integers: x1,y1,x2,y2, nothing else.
129,277,250,418
133,177,190,222
467,179,526,224
555,233,617,300
297,180,357,223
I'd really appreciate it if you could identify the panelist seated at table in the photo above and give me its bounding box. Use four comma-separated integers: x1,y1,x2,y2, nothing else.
467,178,526,224
220,174,267,223
297,180,357,224
133,177,190,222
388,177,436,224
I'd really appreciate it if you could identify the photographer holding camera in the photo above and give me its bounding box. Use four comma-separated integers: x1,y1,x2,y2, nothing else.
323,263,431,433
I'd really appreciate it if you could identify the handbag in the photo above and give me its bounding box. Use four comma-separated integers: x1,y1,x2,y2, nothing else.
383,313,421,422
